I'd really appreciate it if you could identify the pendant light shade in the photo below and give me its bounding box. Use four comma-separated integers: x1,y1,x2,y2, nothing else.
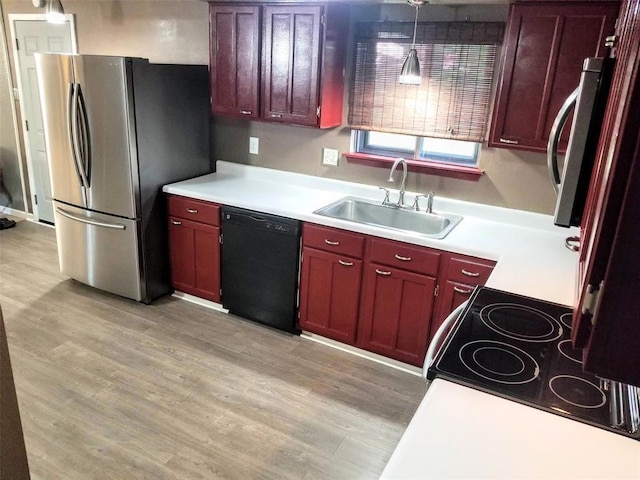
46,0,66,24
399,0,426,85
399,49,421,85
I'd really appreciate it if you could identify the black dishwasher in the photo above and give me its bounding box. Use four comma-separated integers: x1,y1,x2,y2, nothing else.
220,206,301,333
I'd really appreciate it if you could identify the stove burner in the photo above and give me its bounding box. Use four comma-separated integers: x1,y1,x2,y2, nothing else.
459,340,540,385
549,375,606,409
560,313,573,330
557,340,583,364
479,303,563,343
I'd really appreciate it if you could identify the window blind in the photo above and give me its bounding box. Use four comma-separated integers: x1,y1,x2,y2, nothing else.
348,22,504,142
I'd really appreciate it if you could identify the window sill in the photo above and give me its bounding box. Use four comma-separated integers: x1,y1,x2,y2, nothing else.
344,152,484,181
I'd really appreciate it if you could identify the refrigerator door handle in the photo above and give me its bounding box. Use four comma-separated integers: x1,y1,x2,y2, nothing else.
75,84,91,187
71,83,91,190
67,83,85,188
55,206,126,230
547,87,579,194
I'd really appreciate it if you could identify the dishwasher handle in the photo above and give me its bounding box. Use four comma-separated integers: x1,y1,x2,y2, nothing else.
423,301,468,379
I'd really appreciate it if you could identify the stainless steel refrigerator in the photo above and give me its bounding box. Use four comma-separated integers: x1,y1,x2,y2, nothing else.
34,54,211,303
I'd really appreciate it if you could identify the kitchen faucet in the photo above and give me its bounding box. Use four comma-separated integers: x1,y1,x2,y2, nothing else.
388,157,408,207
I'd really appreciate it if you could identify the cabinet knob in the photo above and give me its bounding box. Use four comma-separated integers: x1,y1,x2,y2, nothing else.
461,269,480,277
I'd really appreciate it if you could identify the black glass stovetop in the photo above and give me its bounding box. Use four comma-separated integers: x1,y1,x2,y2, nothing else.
427,286,632,438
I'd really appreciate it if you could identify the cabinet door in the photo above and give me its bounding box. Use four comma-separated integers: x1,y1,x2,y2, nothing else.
168,217,220,303
299,247,362,344
431,281,474,342
358,263,436,367
209,5,260,119
262,5,322,126
488,2,619,152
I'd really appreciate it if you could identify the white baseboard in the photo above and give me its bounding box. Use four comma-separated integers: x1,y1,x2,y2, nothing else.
300,331,423,377
0,206,30,220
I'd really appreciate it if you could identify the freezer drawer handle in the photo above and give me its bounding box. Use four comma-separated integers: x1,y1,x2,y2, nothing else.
186,208,198,214
55,207,126,230
461,269,480,277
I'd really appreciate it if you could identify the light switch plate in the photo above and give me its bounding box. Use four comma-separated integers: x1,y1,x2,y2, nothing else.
322,148,339,166
249,137,259,155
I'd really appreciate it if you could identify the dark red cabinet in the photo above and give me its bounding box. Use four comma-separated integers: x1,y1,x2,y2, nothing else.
167,196,221,303
357,237,440,367
209,5,260,119
298,223,364,344
299,247,362,344
431,254,495,341
358,263,437,367
488,1,619,152
570,0,640,386
208,2,347,128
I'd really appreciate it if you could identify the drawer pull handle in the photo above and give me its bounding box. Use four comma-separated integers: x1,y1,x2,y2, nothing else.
240,110,252,115
461,269,480,277
338,260,354,267
171,220,182,226
325,239,340,246
186,208,198,214
376,269,392,276
499,137,519,145
394,254,412,262
453,286,473,294
270,113,283,118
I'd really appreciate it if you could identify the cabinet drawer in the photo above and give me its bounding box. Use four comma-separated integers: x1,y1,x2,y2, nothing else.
367,237,440,276
168,195,220,226
303,223,365,258
447,256,495,285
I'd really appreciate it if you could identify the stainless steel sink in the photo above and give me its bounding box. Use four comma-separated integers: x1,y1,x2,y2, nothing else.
313,196,463,239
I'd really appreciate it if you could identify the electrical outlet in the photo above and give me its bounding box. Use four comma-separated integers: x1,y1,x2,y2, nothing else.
249,136,259,155
322,148,339,166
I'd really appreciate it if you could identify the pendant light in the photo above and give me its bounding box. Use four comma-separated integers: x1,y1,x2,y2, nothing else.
399,0,426,85
46,0,66,24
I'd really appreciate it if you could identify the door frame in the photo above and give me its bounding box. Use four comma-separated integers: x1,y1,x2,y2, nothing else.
8,13,77,222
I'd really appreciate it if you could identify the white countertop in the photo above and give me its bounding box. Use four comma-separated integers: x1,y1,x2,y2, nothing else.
381,380,640,479
164,161,579,306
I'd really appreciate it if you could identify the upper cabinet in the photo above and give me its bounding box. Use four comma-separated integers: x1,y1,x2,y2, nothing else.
488,1,619,152
209,2,348,128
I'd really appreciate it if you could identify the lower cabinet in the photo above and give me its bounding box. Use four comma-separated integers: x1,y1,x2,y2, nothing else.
167,195,221,303
298,247,362,344
358,263,437,366
431,253,496,341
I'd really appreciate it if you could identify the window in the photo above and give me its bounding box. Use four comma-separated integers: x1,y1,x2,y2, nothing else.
357,131,479,166
348,21,504,170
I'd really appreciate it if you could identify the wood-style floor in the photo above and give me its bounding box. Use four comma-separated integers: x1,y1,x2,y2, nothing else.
0,220,426,480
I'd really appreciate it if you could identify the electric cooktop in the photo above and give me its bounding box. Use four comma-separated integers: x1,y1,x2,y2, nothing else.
427,286,639,440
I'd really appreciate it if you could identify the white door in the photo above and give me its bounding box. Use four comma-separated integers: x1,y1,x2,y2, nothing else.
10,16,75,224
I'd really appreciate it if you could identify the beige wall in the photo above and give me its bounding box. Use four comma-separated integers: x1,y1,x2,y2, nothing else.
1,0,558,216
